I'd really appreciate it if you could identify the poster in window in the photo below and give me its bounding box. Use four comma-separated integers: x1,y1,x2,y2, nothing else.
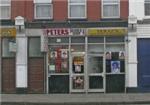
49,65,55,72
61,49,68,59
75,65,81,73
119,51,125,60
50,51,57,58
73,76,84,89
106,51,111,60
111,61,120,73
61,61,68,72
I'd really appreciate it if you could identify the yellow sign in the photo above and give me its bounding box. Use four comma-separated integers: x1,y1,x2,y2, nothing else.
88,28,127,36
0,28,16,37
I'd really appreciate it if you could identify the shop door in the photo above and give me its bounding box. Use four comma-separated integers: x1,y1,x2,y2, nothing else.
70,52,85,92
87,54,105,92
138,39,150,92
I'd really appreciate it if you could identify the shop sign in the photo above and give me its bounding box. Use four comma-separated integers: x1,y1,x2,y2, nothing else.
45,28,86,36
0,28,16,37
46,28,71,36
70,28,86,36
88,28,127,36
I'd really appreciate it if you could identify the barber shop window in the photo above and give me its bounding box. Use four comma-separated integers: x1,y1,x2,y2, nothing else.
0,0,11,19
102,0,120,18
29,37,43,57
68,0,86,19
2,38,15,57
34,0,53,19
145,0,150,16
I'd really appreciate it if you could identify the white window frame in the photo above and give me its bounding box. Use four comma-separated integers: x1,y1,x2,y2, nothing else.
102,0,120,19
34,3,53,19
68,0,87,19
144,0,150,18
0,0,11,19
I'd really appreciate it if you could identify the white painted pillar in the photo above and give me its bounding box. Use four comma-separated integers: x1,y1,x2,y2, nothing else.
0,36,1,94
127,33,138,87
16,34,28,91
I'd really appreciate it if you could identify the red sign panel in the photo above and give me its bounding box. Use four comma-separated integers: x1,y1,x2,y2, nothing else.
46,28,70,36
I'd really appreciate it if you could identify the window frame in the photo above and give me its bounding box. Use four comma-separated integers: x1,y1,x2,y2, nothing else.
2,38,16,58
144,0,150,17
102,0,120,19
34,3,53,19
28,37,43,58
68,0,87,19
0,0,11,20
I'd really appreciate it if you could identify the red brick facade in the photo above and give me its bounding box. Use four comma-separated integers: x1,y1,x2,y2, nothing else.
53,0,68,21
2,58,16,93
11,0,128,21
28,58,44,93
120,0,129,20
87,0,101,21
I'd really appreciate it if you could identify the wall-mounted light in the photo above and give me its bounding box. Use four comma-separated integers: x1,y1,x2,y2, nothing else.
15,16,25,32
128,15,137,31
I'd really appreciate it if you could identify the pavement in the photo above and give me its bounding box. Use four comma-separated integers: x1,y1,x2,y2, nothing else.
1,93,150,105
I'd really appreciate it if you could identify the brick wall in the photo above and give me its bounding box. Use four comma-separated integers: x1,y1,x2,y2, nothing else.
11,0,34,21
11,0,129,22
87,0,101,21
28,58,44,93
2,58,16,93
120,0,129,20
53,0,68,21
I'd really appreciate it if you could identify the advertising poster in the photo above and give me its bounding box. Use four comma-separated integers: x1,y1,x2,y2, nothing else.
61,49,68,59
50,51,57,58
106,51,112,60
111,61,120,73
119,51,125,60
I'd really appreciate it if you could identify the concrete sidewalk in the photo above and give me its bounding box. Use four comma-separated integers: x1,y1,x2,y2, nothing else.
1,93,150,105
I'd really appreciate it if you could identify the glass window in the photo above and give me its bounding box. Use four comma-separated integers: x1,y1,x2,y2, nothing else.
69,0,86,18
71,37,85,43
88,37,104,43
102,0,120,18
29,37,43,57
0,0,10,19
34,4,52,19
48,45,69,73
49,37,69,44
145,0,150,16
2,38,15,57
106,37,124,43
89,76,103,89
71,45,85,52
88,56,103,73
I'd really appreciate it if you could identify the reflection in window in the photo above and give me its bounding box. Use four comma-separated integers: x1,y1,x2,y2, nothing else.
29,37,43,57
88,56,103,73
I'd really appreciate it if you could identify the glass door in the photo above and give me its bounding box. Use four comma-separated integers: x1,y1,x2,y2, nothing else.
87,54,105,92
70,52,85,92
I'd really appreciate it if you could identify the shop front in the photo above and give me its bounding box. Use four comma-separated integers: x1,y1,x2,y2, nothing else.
43,28,127,93
0,27,16,93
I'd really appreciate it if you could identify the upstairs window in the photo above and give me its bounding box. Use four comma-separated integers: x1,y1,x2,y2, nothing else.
0,0,11,19
34,0,53,19
102,0,120,18
145,0,150,16
68,0,86,19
